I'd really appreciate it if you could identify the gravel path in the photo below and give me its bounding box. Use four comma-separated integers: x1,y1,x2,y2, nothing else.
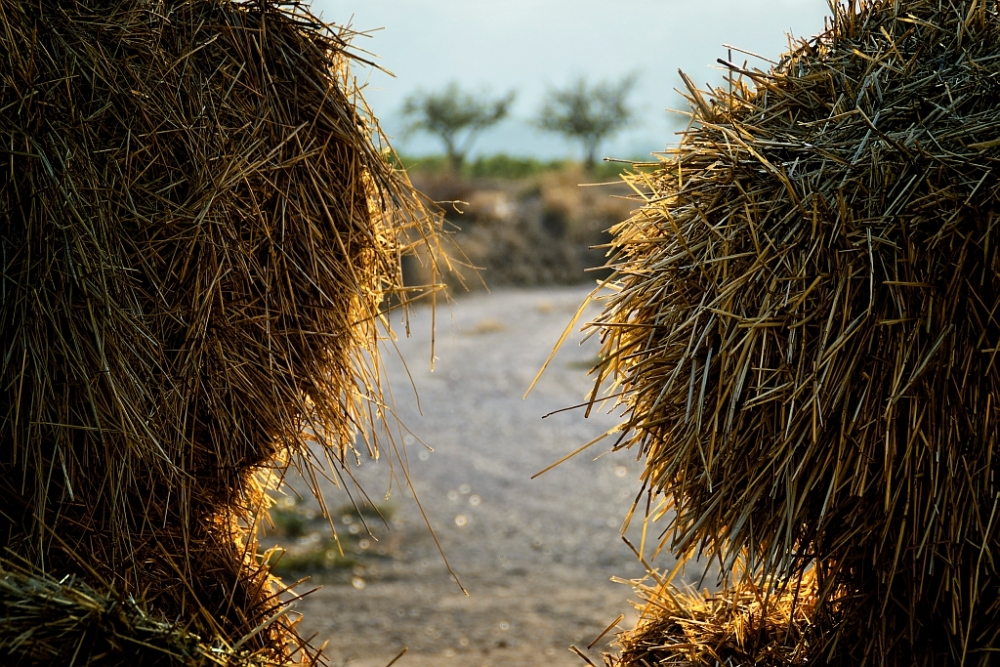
278,287,682,667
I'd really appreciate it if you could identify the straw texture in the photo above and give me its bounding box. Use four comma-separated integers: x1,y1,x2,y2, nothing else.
590,0,1000,663
0,0,441,660
0,562,286,667
608,570,830,667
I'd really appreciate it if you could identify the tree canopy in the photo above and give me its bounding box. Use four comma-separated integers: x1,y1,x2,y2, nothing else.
536,75,637,170
401,82,515,172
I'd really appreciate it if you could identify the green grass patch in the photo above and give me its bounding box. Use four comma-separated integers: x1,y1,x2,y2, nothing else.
270,507,308,539
264,537,359,576
388,152,649,181
268,498,395,539
334,501,395,526
264,498,396,577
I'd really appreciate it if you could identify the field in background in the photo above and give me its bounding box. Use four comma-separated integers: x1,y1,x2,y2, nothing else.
396,155,645,290
393,154,636,182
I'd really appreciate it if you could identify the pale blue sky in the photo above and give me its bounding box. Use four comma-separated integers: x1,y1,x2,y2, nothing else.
312,0,830,160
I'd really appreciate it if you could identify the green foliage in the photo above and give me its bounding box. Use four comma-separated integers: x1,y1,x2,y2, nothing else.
334,502,395,524
536,74,638,170
589,160,645,181
264,500,395,577
401,82,516,171
392,153,557,178
266,537,359,576
270,507,307,539
467,154,562,179
392,152,641,181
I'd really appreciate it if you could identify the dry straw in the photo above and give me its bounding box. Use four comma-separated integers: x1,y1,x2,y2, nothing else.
588,0,1000,664
0,0,444,662
609,569,829,667
0,560,285,666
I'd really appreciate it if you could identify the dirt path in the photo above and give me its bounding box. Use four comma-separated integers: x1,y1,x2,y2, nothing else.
274,287,682,667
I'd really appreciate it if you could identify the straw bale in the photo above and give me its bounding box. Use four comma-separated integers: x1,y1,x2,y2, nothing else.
0,0,443,659
608,570,831,667
590,0,1000,663
0,561,288,666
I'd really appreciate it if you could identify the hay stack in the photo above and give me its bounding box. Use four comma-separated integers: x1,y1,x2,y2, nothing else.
589,0,1000,664
0,0,441,661
609,570,829,667
0,562,275,667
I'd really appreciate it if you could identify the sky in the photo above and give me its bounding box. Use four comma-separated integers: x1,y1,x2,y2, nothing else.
312,0,831,161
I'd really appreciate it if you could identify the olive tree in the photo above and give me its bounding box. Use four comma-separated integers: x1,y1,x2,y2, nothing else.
401,82,515,172
536,74,637,171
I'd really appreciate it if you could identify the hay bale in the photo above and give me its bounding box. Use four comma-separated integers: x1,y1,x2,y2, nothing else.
608,570,830,667
0,0,442,659
0,562,280,666
590,0,1000,663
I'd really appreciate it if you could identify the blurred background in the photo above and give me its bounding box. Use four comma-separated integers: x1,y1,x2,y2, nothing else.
315,0,830,160
279,3,834,666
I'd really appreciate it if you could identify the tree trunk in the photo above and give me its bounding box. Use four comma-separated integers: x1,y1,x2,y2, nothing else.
447,150,464,174
583,137,599,172
443,137,463,174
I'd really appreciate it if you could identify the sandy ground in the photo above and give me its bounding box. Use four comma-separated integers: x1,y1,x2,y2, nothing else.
274,287,686,667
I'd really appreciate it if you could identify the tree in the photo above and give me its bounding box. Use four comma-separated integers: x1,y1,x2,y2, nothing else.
536,74,637,171
401,82,515,172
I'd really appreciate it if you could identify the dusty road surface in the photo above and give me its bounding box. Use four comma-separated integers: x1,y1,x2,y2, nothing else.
272,287,685,667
